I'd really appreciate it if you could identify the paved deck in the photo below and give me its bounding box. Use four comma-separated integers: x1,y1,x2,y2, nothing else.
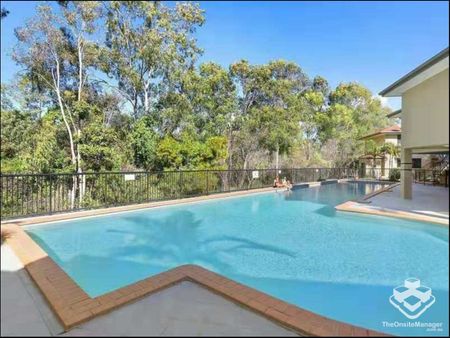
336,183,449,225
1,243,297,337
368,183,449,219
61,281,298,337
1,244,63,336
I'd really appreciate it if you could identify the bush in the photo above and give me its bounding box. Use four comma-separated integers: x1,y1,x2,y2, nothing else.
389,168,401,181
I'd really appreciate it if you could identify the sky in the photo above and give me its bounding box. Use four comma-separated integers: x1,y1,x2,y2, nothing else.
1,1,449,110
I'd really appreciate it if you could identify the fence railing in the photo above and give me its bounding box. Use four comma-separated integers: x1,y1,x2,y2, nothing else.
359,167,449,187
1,168,356,219
413,169,449,187
358,167,401,181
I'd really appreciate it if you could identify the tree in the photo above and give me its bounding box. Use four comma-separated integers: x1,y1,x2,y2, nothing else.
189,62,237,139
13,5,78,173
317,83,390,166
381,142,400,169
300,76,329,162
28,110,68,173
4,1,396,177
155,132,227,170
0,109,34,172
129,116,159,170
13,3,102,204
230,60,309,170
101,1,204,118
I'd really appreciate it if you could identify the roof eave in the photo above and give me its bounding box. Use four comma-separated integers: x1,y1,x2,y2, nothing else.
379,47,449,97
386,109,402,118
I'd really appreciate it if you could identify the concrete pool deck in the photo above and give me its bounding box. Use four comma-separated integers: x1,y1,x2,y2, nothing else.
336,183,449,225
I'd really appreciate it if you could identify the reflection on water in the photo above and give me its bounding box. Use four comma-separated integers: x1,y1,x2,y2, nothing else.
285,181,386,206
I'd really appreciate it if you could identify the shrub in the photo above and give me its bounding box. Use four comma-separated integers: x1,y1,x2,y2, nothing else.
389,168,401,181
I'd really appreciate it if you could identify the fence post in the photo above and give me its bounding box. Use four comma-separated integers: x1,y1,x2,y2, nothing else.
146,173,150,201
49,175,53,215
179,170,183,199
206,171,209,195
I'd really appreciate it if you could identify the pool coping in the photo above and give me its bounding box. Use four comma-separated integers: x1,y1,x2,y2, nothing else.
1,222,389,337
336,183,449,226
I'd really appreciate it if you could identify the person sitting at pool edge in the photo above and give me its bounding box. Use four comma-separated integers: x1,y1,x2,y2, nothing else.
282,177,293,190
285,179,293,190
273,176,284,188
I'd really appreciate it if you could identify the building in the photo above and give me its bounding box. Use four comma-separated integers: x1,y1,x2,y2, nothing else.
358,125,429,179
380,47,449,198
359,125,402,178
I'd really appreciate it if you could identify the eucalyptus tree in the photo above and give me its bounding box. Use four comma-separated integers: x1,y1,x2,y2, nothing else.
13,5,78,174
230,60,309,171
319,83,390,166
329,82,389,139
189,62,237,139
13,3,102,205
58,1,102,198
102,1,204,119
229,60,262,170
257,60,309,170
301,76,329,161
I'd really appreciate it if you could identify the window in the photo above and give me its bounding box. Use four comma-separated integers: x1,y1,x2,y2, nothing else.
412,158,422,169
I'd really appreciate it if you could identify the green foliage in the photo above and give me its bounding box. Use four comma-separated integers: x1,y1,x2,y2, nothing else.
389,168,401,181
129,116,159,170
29,110,69,173
0,109,34,160
156,133,228,170
1,1,392,175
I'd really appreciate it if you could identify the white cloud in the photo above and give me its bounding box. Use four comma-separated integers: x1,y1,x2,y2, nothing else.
373,95,401,111
373,94,389,107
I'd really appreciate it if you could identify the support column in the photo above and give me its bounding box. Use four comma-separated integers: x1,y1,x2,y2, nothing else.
401,148,413,199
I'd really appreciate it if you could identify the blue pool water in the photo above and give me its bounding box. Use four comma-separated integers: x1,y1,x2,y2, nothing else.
26,182,449,336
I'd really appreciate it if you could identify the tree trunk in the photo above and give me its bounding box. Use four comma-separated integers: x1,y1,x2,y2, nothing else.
239,155,249,188
275,143,279,171
54,62,78,209
143,79,151,114
76,129,85,207
77,38,83,102
76,37,85,205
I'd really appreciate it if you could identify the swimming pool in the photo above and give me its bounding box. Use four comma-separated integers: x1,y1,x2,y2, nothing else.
26,182,449,336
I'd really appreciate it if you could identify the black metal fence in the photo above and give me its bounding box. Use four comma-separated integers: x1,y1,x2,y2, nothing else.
358,167,401,181
1,168,356,219
359,167,449,187
413,169,449,187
